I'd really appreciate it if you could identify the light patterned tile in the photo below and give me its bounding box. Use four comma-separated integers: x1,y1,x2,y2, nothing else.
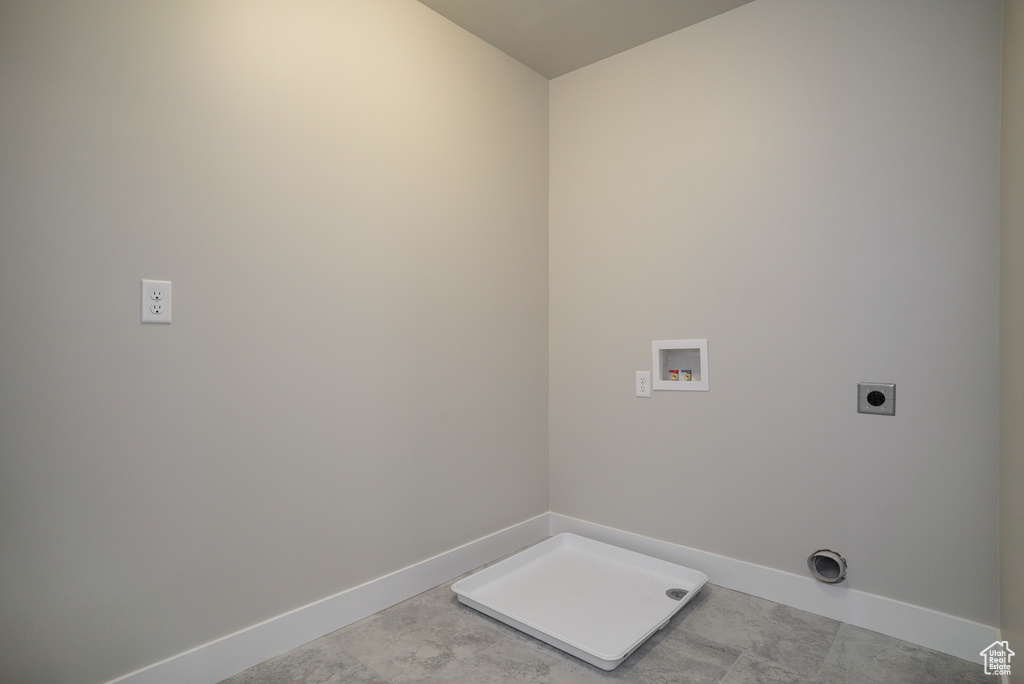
817,623,990,684
607,627,742,684
437,624,741,684
720,653,820,684
217,636,372,684
336,667,392,684
433,633,591,683
329,583,509,681
677,585,839,677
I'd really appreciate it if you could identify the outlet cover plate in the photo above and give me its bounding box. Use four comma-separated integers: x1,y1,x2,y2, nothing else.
141,279,172,323
858,382,895,416
636,371,651,398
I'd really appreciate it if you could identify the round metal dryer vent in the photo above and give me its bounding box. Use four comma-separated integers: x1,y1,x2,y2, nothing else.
807,549,847,584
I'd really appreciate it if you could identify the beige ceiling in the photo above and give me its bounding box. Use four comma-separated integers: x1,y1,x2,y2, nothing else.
417,0,756,79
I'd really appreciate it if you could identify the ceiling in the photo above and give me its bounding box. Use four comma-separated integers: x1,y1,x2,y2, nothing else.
417,0,756,79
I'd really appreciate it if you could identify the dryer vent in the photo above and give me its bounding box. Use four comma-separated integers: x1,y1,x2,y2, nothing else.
807,549,847,584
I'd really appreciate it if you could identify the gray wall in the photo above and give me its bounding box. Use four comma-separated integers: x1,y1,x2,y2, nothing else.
549,0,1001,625
1002,0,1024,679
1,0,1011,682
0,2,549,683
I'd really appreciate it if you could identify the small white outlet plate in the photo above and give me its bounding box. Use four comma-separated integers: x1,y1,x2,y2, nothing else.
858,382,894,416
141,279,172,323
636,371,651,398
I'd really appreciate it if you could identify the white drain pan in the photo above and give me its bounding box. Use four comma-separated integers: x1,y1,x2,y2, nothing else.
452,533,707,671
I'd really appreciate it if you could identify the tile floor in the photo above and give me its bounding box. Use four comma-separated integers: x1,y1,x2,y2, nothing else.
219,564,991,684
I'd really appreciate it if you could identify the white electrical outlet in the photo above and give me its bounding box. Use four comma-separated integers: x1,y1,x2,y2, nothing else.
141,279,172,323
636,371,651,398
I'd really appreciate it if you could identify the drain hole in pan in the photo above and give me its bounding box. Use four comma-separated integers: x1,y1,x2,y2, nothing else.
665,588,688,600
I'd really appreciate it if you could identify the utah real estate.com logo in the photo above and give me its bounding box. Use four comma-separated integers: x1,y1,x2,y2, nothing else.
980,640,1014,677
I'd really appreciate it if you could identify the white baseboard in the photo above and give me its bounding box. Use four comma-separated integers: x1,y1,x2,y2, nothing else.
105,513,549,684
107,511,998,683
548,513,997,664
